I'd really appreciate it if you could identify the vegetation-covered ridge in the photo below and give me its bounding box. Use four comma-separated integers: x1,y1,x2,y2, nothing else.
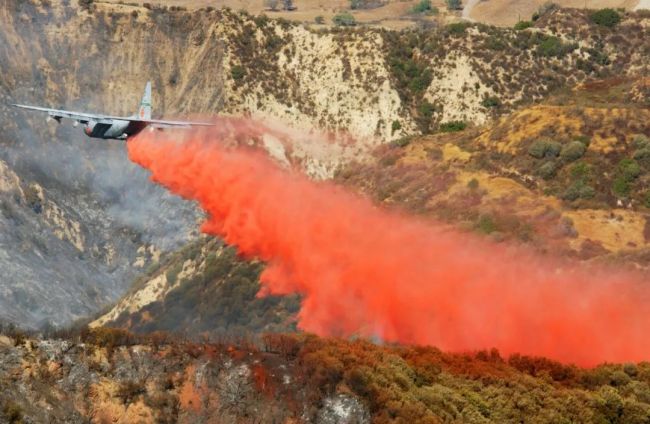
91,237,300,336
337,76,650,265
3,327,650,423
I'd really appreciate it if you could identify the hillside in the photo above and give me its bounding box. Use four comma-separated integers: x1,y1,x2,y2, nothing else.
2,0,647,328
91,237,300,336
102,0,650,28
339,77,650,262
94,76,650,343
3,328,650,423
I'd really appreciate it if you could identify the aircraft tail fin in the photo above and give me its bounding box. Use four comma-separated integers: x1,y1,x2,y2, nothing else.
138,81,152,120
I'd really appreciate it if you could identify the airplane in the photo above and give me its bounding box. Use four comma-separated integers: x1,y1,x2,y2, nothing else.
11,82,213,140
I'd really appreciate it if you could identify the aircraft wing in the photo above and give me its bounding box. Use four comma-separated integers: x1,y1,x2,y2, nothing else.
11,104,214,127
143,118,215,128
11,104,114,124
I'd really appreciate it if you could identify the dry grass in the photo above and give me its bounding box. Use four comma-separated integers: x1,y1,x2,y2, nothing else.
564,209,648,251
468,0,640,26
477,105,650,154
102,0,451,28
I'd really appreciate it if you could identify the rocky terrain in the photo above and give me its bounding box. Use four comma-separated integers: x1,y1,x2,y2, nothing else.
4,328,650,423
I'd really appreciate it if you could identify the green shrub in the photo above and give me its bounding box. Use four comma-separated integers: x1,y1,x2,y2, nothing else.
391,136,412,148
560,141,587,162
537,161,557,180
484,36,507,50
477,215,497,234
634,147,650,168
514,20,533,30
632,134,649,149
446,22,470,35
537,36,576,57
575,135,591,147
612,175,631,197
408,69,432,92
590,8,621,28
411,0,437,14
467,178,479,189
439,121,467,132
333,12,356,26
418,102,435,119
481,96,501,108
231,65,245,80
623,363,638,377
644,191,650,208
314,15,325,24
391,120,402,135
570,162,591,181
166,264,183,285
528,139,561,159
562,181,595,201
609,370,632,387
611,159,641,198
618,158,642,181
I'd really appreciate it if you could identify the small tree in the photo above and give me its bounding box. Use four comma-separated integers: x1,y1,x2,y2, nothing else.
537,161,557,180
481,96,500,108
439,121,467,132
528,139,561,159
333,12,356,26
590,8,621,28
562,181,595,201
612,158,642,198
231,65,245,80
514,20,532,30
559,141,587,163
412,0,436,14
391,120,402,135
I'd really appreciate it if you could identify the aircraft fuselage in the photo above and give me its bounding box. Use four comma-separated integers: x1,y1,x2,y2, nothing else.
83,119,146,140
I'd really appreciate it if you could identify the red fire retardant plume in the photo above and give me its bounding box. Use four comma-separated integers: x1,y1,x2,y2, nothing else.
128,120,650,366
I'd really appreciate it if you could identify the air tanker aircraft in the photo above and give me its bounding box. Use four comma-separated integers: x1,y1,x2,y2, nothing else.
11,82,213,140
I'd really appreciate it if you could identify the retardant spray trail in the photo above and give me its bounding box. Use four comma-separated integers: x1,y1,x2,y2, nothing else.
128,121,650,366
